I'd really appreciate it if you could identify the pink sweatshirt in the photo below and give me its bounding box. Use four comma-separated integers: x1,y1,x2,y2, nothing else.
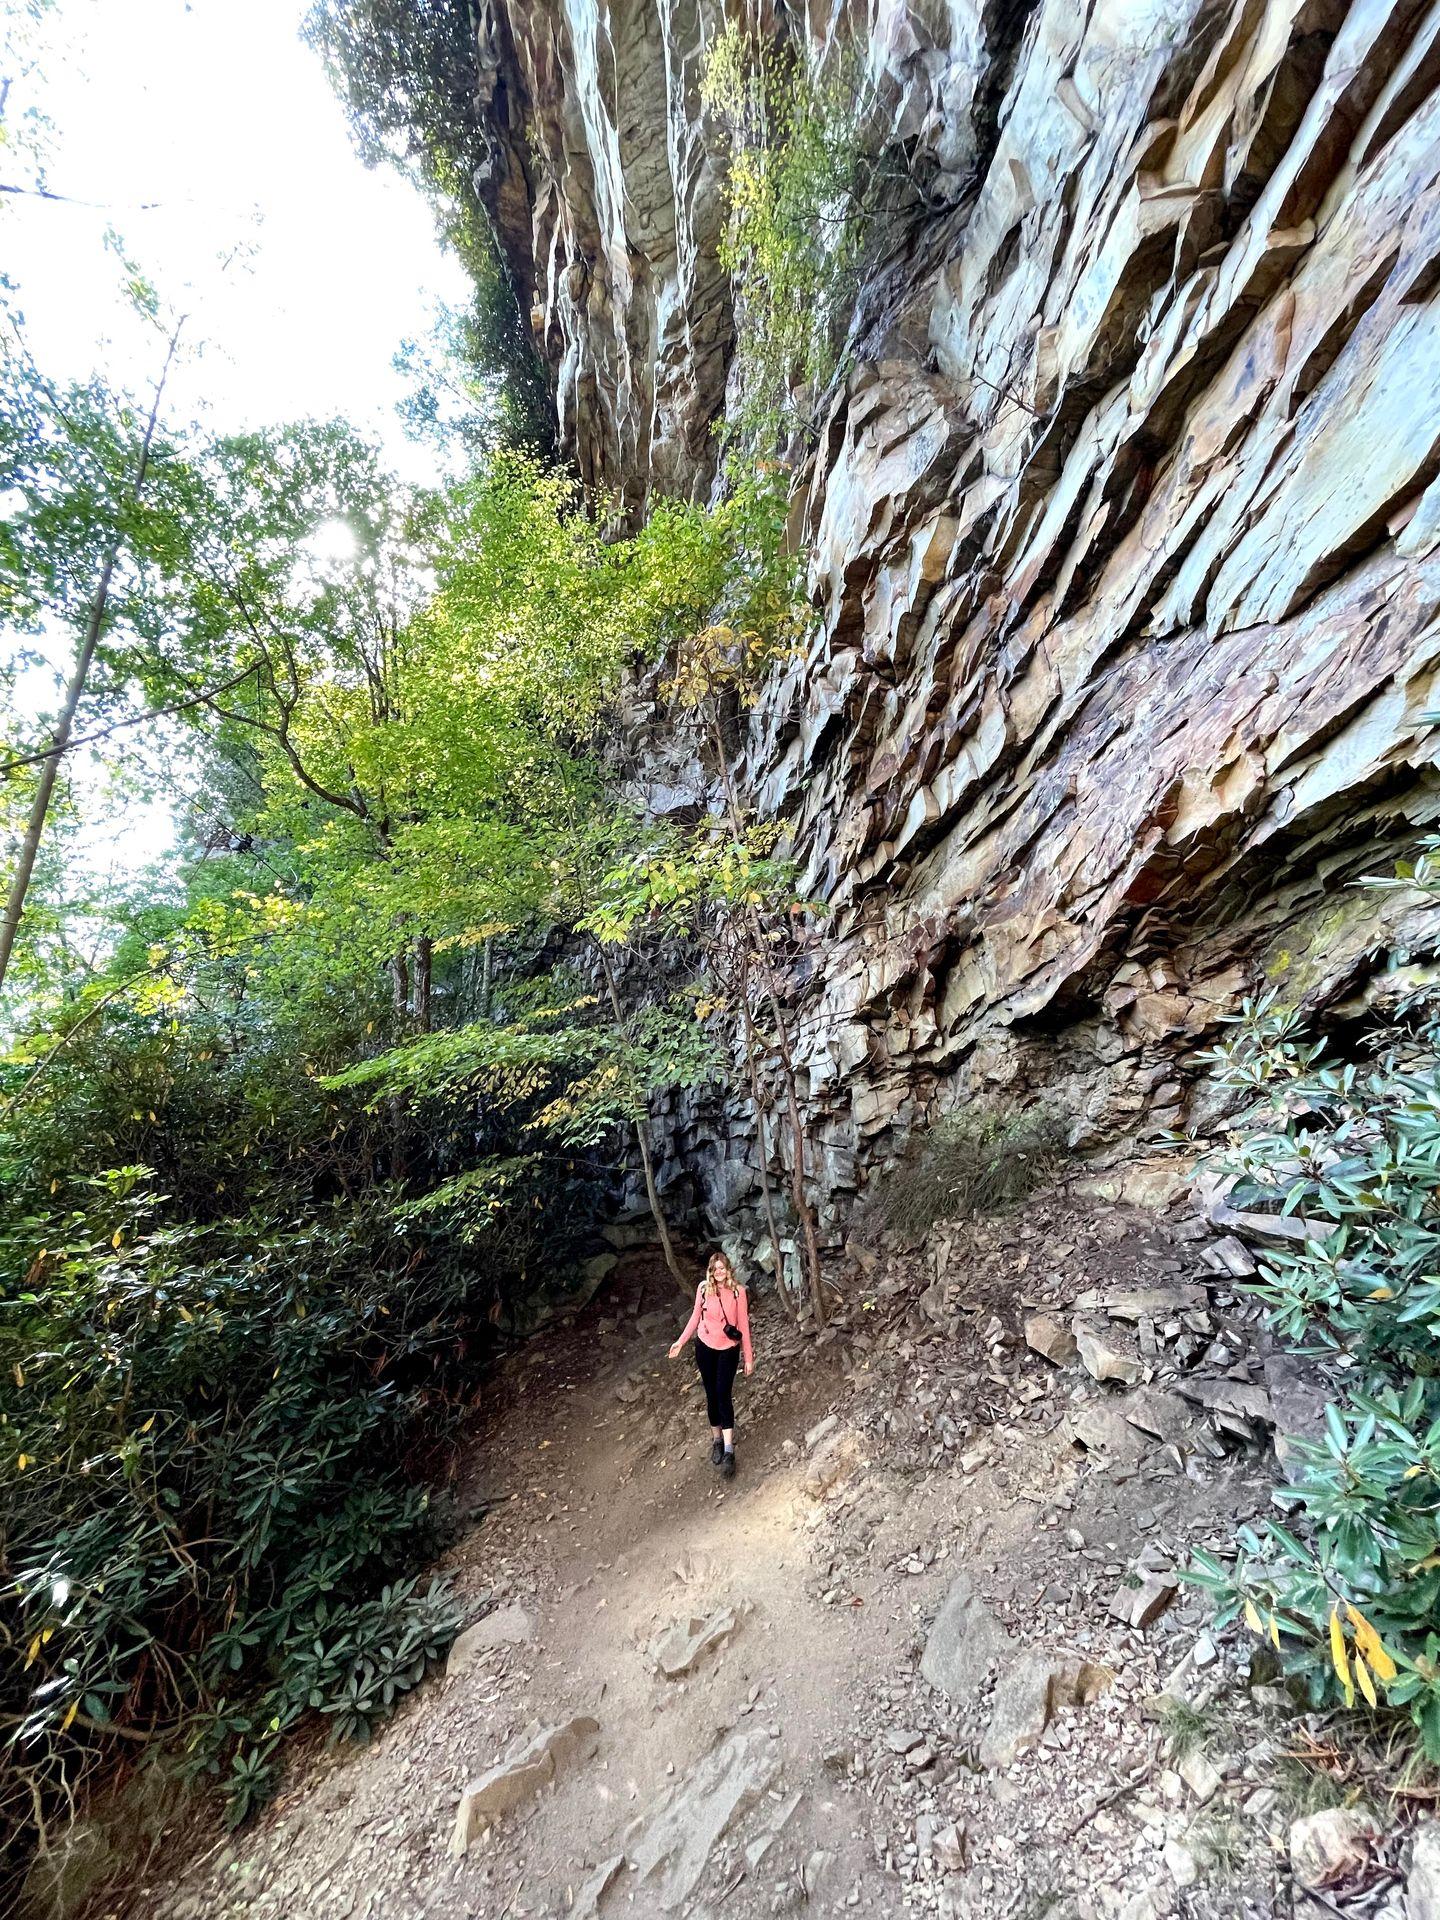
676,1281,754,1371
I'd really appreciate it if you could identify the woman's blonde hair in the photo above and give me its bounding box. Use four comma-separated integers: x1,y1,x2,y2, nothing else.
704,1250,736,1296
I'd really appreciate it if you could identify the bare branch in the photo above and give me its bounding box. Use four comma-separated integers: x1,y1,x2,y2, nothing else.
0,666,257,777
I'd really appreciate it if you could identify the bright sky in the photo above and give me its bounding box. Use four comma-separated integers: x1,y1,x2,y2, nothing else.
2,0,472,897
5,0,470,469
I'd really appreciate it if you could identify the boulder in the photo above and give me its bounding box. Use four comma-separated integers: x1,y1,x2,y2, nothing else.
931,1819,966,1872
601,1219,655,1251
1107,1571,1178,1630
1263,1346,1331,1472
1177,1750,1223,1803
622,1726,781,1909
648,1606,740,1679
1288,1807,1376,1891
1024,1312,1078,1366
450,1714,600,1853
1074,1284,1206,1321
1408,1821,1440,1920
978,1651,1059,1769
1064,1403,1146,1463
1163,1837,1198,1887
1075,1323,1143,1387
920,1572,1012,1695
1121,1387,1196,1447
1056,1658,1114,1707
1118,1894,1160,1920
571,1854,625,1919
803,1426,861,1497
1176,1377,1273,1425
1200,1235,1257,1278
447,1601,535,1680
1075,1161,1195,1210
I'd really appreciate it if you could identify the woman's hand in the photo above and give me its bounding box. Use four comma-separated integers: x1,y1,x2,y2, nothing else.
744,1360,754,1377
668,1341,682,1360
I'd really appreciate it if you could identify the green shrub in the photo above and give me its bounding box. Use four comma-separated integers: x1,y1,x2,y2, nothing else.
0,903,613,1882
0,1175,469,1866
304,0,551,448
1185,982,1440,1757
877,1104,1070,1240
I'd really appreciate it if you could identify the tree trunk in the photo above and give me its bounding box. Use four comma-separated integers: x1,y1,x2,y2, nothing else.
769,1001,827,1326
479,933,494,1019
390,950,410,1022
0,316,185,997
597,944,688,1293
387,950,412,1179
413,935,433,1034
0,553,114,993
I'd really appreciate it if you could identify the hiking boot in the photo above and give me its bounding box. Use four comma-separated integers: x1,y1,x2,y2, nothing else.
721,1449,736,1479
710,1439,725,1466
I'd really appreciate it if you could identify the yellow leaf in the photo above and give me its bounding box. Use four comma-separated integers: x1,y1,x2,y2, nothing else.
177,1305,194,1324
17,1453,30,1471
1268,1610,1281,1650
1347,1604,1398,1682
1406,1464,1425,1479
112,1229,123,1249
25,1634,41,1666
1370,1641,1399,1683
1243,1599,1263,1635
1329,1605,1355,1706
11,1363,23,1388
137,1415,155,1435
62,1699,79,1731
1354,1652,1378,1708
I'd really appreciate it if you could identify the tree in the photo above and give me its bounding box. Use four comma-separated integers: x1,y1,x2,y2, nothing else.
0,294,191,994
305,0,552,449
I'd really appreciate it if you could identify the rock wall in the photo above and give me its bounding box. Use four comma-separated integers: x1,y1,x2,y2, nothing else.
469,0,1440,1239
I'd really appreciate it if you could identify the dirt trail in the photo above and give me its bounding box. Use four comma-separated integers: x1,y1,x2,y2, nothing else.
127,1181,1307,1920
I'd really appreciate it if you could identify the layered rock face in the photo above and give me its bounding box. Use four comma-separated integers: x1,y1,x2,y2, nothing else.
472,0,1440,1234
471,0,735,512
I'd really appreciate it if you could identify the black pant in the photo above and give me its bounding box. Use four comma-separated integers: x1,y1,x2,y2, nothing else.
695,1339,741,1429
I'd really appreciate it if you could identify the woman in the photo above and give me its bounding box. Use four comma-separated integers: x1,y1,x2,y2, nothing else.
669,1251,754,1478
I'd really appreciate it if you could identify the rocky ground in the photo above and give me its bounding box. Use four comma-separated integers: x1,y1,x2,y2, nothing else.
93,1167,1440,1920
